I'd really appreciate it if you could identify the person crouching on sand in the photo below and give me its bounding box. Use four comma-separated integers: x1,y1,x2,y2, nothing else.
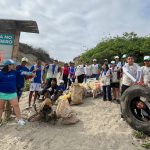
0,59,25,126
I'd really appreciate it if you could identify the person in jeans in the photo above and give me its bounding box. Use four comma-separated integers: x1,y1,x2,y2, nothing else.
0,59,25,126
16,57,33,101
101,64,112,101
61,63,69,89
68,62,76,86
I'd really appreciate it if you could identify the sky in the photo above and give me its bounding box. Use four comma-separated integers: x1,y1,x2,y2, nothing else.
0,0,150,62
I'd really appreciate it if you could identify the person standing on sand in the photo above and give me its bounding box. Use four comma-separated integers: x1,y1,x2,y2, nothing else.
84,62,92,82
16,57,34,101
28,60,45,108
61,63,69,89
140,56,150,87
0,59,25,126
68,62,76,86
75,63,85,83
91,59,100,80
110,61,120,102
101,64,112,101
121,54,141,94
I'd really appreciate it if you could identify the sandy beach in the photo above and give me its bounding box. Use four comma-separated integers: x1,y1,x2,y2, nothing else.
0,92,145,150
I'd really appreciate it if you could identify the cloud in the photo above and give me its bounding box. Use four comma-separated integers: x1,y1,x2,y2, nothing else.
0,0,150,61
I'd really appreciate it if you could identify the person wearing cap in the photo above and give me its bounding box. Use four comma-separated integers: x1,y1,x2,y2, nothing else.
121,54,141,94
28,60,45,108
68,62,76,86
110,61,120,102
140,56,150,87
121,54,127,66
16,57,33,101
101,63,112,101
44,60,60,89
91,59,101,80
0,59,26,125
84,61,92,82
75,62,85,83
114,56,122,68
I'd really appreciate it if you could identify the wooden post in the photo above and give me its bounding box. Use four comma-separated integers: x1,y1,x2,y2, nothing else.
12,30,20,60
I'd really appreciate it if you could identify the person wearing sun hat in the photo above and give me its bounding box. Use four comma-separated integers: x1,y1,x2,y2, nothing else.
140,56,150,87
0,59,25,126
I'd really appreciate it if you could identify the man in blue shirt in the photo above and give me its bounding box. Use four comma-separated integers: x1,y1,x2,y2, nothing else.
16,57,30,101
28,60,45,108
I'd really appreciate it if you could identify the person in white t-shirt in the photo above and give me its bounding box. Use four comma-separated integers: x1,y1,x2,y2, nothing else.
84,62,92,82
101,64,112,101
114,56,122,68
110,61,120,101
75,64,85,83
140,56,150,87
91,59,100,80
121,55,141,94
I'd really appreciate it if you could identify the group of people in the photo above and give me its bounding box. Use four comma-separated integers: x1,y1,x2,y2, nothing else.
0,54,149,126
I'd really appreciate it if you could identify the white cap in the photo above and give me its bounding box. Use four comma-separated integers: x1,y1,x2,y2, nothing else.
93,59,97,62
111,61,115,64
21,57,28,62
122,54,127,59
144,56,150,61
114,56,119,59
59,80,64,84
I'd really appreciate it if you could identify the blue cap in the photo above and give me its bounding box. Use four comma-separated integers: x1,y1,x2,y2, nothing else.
3,59,15,66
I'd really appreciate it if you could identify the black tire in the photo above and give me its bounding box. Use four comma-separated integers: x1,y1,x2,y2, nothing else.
120,85,150,135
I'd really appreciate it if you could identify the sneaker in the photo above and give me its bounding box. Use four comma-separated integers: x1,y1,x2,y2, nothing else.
18,119,26,126
25,106,32,110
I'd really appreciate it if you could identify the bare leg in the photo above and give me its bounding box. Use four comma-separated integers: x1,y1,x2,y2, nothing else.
0,100,5,119
112,88,116,99
29,91,33,107
33,91,38,105
116,88,120,99
10,99,21,120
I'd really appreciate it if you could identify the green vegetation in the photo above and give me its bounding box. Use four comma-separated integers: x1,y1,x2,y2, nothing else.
142,143,150,149
80,32,150,64
133,131,146,139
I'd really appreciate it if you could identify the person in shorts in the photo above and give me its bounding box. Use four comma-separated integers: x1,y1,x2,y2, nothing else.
110,61,120,102
28,60,45,108
0,59,25,126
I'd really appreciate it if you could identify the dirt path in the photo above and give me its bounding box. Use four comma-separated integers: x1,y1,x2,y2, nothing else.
0,93,144,150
